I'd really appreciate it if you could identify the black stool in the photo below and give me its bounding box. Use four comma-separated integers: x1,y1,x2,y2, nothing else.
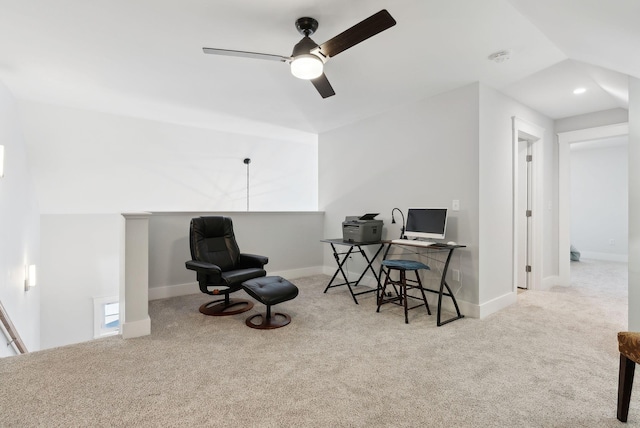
242,276,299,329
377,259,431,324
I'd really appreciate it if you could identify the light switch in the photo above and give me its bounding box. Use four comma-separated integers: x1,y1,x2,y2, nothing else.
452,200,460,211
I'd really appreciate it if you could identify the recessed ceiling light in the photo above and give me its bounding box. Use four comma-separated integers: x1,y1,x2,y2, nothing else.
573,87,587,95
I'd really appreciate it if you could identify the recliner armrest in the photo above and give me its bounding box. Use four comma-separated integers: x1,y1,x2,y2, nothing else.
186,260,223,294
239,253,269,268
185,260,222,274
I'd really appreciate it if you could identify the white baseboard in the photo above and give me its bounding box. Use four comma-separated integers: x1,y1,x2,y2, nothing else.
148,266,326,301
152,267,517,322
323,267,479,319
268,266,324,279
477,291,517,319
121,316,151,339
541,275,561,290
448,299,477,319
322,265,339,277
148,282,198,300
579,251,628,263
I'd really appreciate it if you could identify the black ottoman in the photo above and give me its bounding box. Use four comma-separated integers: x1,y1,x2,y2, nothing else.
242,276,299,329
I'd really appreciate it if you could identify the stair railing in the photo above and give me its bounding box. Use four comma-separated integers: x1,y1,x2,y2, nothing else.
0,300,28,354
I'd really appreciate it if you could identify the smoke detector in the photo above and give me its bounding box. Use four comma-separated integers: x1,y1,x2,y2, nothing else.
488,50,511,63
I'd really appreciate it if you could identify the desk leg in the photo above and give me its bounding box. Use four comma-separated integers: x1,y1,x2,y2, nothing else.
358,244,384,287
323,244,361,304
346,244,383,304
324,244,354,290
436,248,465,326
324,243,383,305
377,244,393,303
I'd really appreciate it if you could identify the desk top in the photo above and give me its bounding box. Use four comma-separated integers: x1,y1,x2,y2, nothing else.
382,239,465,249
321,238,383,246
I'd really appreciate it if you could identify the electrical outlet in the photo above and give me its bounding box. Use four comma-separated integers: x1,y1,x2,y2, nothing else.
609,239,615,246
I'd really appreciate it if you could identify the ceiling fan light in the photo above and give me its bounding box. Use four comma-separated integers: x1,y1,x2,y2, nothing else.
290,55,323,80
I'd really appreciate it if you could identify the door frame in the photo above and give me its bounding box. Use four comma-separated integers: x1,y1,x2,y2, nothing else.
512,117,544,291
557,122,629,285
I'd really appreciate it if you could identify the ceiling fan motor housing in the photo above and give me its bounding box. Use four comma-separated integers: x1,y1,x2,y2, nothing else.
295,17,318,36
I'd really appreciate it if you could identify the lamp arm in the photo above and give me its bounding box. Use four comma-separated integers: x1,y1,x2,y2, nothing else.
391,207,405,239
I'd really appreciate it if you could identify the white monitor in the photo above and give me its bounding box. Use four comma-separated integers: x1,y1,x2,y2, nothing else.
404,208,448,240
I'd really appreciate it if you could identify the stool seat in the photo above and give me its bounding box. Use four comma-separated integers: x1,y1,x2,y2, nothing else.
619,332,640,364
242,276,298,329
382,259,430,271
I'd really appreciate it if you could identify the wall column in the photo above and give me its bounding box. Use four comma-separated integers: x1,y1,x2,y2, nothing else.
121,213,151,338
629,77,640,331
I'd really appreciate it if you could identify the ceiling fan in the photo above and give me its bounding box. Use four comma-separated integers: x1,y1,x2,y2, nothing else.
202,9,396,99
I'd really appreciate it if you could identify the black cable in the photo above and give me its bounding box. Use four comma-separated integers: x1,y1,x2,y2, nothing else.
391,207,405,239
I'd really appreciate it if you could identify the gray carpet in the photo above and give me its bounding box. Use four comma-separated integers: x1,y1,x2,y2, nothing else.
0,259,636,427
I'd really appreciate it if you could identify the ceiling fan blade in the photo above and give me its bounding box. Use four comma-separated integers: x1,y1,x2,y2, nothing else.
311,73,335,98
312,10,396,60
203,47,291,63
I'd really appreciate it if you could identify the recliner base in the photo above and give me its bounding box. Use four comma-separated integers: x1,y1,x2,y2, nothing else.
199,298,254,316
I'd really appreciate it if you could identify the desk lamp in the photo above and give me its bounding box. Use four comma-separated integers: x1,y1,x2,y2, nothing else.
391,208,405,239
244,158,251,211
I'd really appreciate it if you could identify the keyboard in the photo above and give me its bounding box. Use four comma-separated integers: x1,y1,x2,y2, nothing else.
390,239,434,247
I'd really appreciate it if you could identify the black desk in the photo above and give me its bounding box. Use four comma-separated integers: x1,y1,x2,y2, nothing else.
321,239,384,304
380,241,465,326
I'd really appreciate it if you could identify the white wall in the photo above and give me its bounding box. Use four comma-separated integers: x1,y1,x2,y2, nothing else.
320,84,480,309
570,141,628,261
479,85,557,302
39,211,325,350
17,101,319,214
40,214,121,350
148,211,325,300
13,100,321,350
318,83,558,318
0,81,40,356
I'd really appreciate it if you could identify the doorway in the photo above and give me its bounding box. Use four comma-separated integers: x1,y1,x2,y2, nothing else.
570,136,628,262
557,123,629,285
512,117,544,291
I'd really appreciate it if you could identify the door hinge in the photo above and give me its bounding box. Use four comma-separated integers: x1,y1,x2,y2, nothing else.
526,155,533,162
526,210,532,217
525,265,532,273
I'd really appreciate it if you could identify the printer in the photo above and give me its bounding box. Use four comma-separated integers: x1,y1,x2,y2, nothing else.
342,213,383,243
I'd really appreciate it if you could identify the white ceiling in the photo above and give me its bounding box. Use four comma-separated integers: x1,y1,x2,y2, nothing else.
0,0,637,134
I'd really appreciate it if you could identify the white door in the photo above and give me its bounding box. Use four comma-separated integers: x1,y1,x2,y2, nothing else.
517,138,532,289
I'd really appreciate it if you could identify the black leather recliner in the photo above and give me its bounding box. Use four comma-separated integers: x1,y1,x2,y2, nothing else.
185,216,268,316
